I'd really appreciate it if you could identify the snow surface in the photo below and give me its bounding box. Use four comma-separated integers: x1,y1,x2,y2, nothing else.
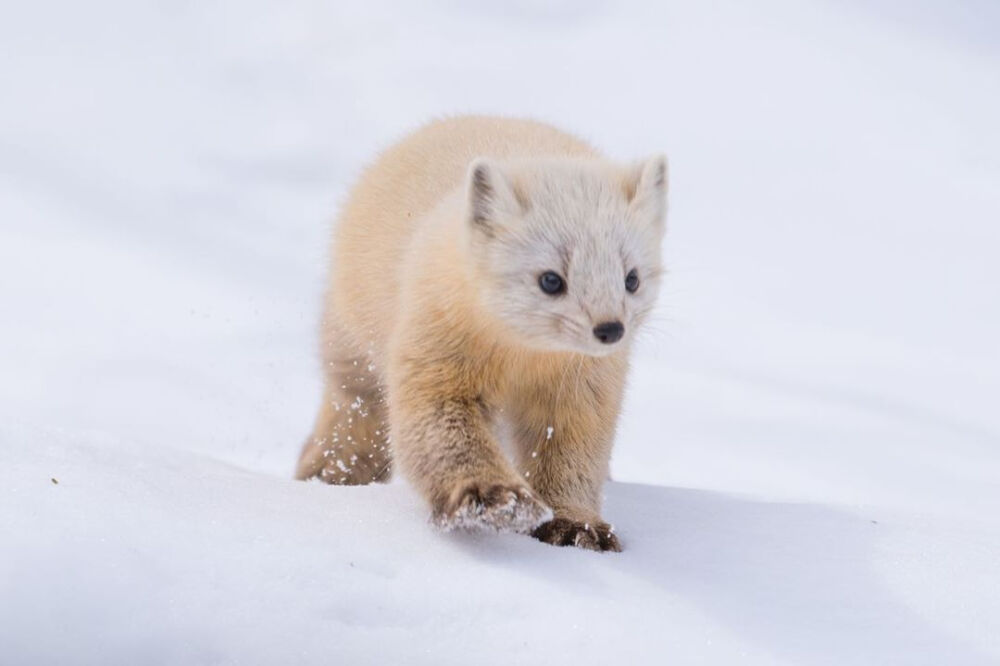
2,1,999,664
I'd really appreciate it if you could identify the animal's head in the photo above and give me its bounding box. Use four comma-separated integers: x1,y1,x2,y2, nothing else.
465,155,667,357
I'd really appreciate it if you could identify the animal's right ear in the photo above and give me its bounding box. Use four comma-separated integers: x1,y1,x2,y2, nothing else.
467,158,525,236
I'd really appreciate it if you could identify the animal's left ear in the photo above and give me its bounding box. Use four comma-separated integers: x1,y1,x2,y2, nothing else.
625,154,668,226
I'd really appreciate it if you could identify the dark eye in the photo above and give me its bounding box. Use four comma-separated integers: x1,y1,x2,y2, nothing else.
538,271,566,295
625,268,640,293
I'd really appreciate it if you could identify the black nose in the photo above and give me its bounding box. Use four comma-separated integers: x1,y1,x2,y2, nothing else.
593,321,624,344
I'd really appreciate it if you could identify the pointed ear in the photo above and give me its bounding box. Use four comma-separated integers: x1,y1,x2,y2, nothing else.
467,158,526,236
625,154,668,225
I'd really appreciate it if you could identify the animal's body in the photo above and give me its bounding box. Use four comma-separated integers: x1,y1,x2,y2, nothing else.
296,115,667,551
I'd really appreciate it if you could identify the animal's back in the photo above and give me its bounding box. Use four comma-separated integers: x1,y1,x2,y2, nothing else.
328,116,598,353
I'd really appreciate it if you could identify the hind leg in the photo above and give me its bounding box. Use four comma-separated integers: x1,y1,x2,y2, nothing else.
295,334,391,484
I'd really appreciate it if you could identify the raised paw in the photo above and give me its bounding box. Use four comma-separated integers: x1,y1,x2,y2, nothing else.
532,517,622,552
433,482,553,534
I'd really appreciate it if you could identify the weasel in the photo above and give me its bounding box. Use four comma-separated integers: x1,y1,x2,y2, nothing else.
296,115,667,551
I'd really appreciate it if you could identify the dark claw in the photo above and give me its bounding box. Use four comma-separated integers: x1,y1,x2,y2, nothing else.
532,517,622,552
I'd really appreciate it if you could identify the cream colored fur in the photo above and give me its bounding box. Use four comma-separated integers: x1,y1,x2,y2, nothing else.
296,116,667,551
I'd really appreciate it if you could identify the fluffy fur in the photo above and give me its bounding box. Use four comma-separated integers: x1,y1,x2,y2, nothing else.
295,116,667,552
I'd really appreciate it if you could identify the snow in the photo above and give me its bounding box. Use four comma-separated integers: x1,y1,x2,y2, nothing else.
2,1,999,663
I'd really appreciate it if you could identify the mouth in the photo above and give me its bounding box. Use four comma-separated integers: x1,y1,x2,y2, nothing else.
559,336,624,357
583,340,623,357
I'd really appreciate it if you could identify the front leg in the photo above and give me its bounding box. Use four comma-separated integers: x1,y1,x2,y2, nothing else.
388,352,552,534
512,356,628,552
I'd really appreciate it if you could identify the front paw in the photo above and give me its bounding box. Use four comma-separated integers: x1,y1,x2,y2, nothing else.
433,481,553,534
532,517,622,552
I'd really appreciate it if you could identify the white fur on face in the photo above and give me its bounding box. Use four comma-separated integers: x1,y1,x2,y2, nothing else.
468,157,667,356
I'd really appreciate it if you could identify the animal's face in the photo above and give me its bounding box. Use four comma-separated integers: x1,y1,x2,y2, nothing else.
467,157,667,356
